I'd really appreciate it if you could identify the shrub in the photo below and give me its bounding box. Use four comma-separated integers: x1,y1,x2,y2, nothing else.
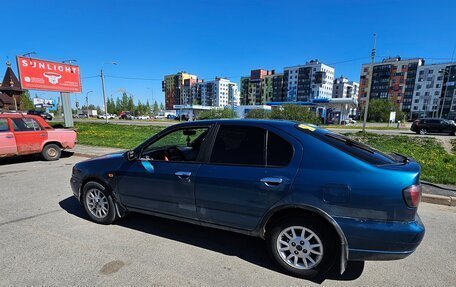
197,108,236,120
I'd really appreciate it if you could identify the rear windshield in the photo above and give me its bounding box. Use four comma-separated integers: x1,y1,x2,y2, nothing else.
296,124,401,165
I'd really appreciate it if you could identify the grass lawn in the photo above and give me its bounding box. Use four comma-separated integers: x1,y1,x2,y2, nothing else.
62,122,165,149
452,139,456,153
345,133,456,185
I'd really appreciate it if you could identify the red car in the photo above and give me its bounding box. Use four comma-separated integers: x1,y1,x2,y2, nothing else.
0,114,77,161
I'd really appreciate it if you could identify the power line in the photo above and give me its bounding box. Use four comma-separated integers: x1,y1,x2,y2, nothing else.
105,75,162,81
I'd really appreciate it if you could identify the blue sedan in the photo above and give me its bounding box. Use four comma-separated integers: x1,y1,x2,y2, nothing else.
70,119,424,279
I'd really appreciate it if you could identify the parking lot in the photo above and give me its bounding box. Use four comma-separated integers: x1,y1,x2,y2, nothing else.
0,154,455,286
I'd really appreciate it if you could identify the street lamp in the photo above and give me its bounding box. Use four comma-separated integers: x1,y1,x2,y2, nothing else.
86,90,93,118
101,62,117,123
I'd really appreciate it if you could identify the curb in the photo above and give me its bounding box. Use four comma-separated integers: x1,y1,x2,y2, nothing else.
422,194,456,207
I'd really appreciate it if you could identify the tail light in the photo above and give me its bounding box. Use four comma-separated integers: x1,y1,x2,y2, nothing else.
403,184,421,208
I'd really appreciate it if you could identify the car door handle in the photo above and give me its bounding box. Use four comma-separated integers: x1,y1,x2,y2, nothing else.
5,135,13,139
175,171,191,179
39,133,46,137
260,177,283,186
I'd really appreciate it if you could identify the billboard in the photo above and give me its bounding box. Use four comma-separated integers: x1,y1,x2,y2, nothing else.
33,98,56,109
16,56,82,93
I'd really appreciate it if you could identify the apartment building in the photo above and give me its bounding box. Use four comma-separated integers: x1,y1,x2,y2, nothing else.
162,72,198,110
183,77,239,108
332,76,359,99
284,60,335,102
239,69,275,105
358,57,424,113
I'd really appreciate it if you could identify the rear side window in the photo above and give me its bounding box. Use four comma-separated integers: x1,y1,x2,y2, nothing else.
0,119,9,132
11,118,42,132
210,125,266,166
296,126,398,165
267,131,293,167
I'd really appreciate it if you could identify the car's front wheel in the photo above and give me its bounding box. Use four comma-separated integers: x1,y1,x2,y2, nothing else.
83,181,117,224
267,217,336,279
419,128,427,135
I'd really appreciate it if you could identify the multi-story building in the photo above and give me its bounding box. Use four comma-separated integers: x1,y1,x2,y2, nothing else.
409,63,453,118
284,60,334,102
240,69,275,105
358,57,424,113
183,77,239,108
162,72,198,110
332,76,359,99
444,65,456,119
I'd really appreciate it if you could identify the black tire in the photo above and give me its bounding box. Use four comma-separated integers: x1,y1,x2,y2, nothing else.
42,144,61,161
266,216,337,279
82,181,117,224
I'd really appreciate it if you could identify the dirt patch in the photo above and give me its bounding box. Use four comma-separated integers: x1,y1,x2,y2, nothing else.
99,260,125,275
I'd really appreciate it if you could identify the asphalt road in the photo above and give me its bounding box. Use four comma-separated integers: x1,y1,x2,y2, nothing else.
1,155,455,286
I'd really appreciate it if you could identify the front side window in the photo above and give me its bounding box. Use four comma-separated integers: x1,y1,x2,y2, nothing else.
210,125,266,166
141,127,209,162
11,118,42,132
0,118,9,132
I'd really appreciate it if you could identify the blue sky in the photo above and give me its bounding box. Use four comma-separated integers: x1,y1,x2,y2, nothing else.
1,0,455,108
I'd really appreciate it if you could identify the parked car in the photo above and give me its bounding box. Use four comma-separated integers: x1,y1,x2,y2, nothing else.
0,114,77,160
136,115,151,120
166,114,176,120
27,110,53,121
74,114,88,119
70,120,424,279
97,114,115,120
119,111,132,120
410,118,456,135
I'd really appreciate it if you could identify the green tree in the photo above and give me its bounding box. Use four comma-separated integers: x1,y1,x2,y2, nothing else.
245,109,271,119
159,102,164,110
153,100,159,114
363,99,401,122
20,90,34,110
145,99,151,115
270,105,320,124
197,108,236,120
127,96,134,113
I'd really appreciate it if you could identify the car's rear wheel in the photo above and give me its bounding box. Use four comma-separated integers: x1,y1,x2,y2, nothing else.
42,144,61,161
419,128,427,135
83,181,117,224
267,217,336,279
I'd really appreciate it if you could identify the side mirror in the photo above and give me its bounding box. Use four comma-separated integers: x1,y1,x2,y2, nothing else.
126,150,137,161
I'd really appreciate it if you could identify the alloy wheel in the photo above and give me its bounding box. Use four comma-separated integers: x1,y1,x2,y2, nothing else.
276,226,324,270
85,189,109,219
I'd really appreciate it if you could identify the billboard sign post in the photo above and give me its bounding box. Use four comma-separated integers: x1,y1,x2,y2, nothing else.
16,56,82,127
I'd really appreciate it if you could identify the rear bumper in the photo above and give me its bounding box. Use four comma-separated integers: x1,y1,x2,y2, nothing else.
334,214,425,261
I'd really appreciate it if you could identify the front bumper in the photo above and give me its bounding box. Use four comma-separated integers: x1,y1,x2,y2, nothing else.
335,214,425,261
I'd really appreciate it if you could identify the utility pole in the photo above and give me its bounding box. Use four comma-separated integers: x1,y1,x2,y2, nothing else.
101,68,108,123
100,62,117,123
362,33,377,132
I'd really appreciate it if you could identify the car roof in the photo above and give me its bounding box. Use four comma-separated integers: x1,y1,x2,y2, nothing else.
173,118,301,128
0,113,40,118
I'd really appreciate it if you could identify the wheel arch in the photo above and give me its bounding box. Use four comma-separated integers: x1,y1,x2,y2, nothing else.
259,204,349,274
79,176,127,218
41,141,63,150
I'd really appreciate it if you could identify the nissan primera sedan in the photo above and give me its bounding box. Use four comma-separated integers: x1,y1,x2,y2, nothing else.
70,119,424,279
